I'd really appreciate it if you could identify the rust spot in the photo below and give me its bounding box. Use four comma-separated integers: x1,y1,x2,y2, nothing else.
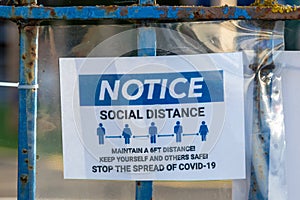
251,181,257,192
24,26,37,38
36,155,40,160
20,175,28,184
28,61,33,68
28,165,33,170
265,152,268,156
30,46,37,58
22,149,28,154
137,181,141,186
105,5,118,14
27,72,34,83
177,10,190,19
238,16,246,19
120,7,128,16
259,135,264,142
44,7,56,17
200,8,215,20
77,6,84,10
25,159,29,164
193,11,202,19
157,7,168,18
50,9,56,17
22,26,37,84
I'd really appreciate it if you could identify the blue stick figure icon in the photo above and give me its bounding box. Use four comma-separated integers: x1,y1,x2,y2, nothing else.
122,124,132,144
149,122,157,144
199,121,209,141
97,123,105,145
174,121,183,143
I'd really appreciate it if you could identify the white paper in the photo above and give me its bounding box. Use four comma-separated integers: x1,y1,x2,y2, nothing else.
59,53,245,180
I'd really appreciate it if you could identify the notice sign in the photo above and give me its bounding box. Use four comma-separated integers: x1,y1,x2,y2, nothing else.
59,53,245,180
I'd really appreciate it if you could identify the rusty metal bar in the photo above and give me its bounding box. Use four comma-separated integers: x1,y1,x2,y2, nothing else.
17,24,39,200
135,180,153,200
0,5,300,21
248,22,278,199
249,62,275,200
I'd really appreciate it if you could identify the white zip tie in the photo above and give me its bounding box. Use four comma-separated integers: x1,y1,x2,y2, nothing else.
18,84,39,90
0,81,19,88
0,82,39,89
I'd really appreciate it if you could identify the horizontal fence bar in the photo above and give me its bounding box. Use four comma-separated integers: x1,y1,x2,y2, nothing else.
0,5,300,21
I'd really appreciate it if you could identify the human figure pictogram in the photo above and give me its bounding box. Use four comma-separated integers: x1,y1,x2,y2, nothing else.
97,123,105,145
122,124,132,144
174,121,183,143
199,121,209,141
149,122,157,144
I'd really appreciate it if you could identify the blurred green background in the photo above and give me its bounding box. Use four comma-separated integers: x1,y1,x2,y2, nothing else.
0,105,18,149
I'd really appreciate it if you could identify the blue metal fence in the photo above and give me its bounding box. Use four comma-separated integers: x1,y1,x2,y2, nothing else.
0,0,299,199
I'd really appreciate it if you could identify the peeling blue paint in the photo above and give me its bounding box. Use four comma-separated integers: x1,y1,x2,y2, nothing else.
18,25,39,200
199,9,205,15
233,7,252,19
0,5,299,21
223,6,229,14
136,181,153,200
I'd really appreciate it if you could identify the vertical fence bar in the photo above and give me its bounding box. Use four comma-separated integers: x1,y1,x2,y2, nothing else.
249,68,272,200
18,24,39,200
249,23,276,200
137,27,156,57
136,0,156,198
135,26,156,200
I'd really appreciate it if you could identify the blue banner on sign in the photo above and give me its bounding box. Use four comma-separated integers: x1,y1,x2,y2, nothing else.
79,71,224,106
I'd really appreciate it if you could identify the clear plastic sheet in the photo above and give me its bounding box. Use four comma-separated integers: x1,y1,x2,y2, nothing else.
152,21,286,200
38,21,286,199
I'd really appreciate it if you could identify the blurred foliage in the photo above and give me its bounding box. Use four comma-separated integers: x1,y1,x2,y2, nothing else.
0,105,18,149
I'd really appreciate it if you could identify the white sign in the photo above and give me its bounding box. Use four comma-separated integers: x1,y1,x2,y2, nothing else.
59,53,245,180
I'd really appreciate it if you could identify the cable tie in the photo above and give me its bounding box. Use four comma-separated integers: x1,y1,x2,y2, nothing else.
18,83,39,90
0,82,39,89
0,81,19,88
